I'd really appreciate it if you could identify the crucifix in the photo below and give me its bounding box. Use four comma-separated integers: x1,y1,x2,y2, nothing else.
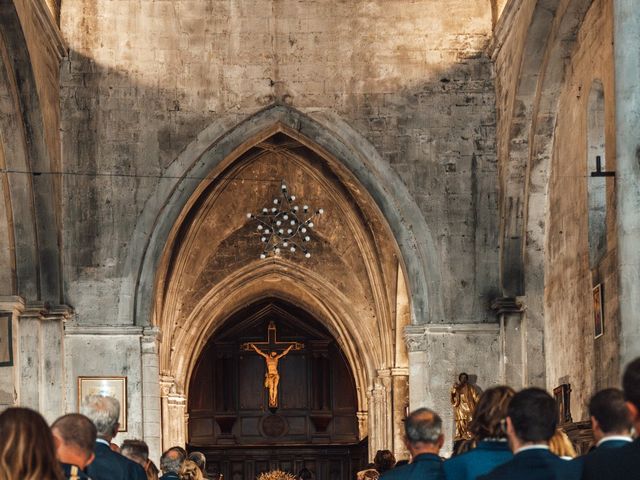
241,321,304,409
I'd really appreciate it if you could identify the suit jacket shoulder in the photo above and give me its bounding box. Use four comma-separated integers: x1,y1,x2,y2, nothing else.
478,449,580,480
381,453,444,480
87,442,146,480
583,438,640,480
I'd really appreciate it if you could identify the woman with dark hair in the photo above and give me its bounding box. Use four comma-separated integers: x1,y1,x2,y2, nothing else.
443,386,515,480
0,407,65,480
373,450,396,474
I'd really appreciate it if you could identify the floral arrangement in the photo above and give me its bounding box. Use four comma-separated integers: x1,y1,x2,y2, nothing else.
256,470,297,480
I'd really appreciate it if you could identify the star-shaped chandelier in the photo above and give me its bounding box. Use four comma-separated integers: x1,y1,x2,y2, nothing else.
247,181,323,259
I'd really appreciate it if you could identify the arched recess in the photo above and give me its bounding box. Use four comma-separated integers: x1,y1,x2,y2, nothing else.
497,0,594,386
0,0,65,302
146,115,424,459
127,105,442,330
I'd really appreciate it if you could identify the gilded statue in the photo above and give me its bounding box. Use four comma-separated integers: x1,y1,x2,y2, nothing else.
241,321,304,409
249,343,295,408
451,372,481,442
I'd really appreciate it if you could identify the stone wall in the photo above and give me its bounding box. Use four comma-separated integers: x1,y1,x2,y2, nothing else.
59,0,501,328
545,0,619,421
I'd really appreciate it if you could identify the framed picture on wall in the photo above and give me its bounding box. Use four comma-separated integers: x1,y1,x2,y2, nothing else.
593,283,604,339
0,313,13,367
78,376,128,431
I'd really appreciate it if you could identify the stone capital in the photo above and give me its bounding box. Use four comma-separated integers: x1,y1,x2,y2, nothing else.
404,325,428,352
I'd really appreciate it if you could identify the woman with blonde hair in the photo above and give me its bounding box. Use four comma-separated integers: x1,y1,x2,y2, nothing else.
180,459,204,480
0,407,64,480
549,428,577,459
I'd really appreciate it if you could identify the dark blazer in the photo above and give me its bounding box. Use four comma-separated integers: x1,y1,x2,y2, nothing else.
443,440,513,480
572,436,632,470
582,437,640,480
478,447,581,480
86,441,147,480
380,453,444,480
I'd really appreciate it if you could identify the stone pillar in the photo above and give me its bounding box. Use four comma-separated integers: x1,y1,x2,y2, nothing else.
40,305,72,423
160,376,187,450
613,0,640,368
491,297,525,388
0,296,24,409
356,411,368,441
141,328,162,463
368,371,392,460
18,303,45,411
405,325,428,411
390,367,409,460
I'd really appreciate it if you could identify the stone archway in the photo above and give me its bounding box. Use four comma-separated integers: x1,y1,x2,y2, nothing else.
148,121,421,459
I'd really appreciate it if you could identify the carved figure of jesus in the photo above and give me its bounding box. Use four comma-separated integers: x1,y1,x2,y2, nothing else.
250,343,294,407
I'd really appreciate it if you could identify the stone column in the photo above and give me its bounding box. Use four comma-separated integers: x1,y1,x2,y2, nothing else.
160,376,187,450
40,305,72,423
404,325,428,410
390,367,409,460
0,296,24,409
491,297,525,388
613,0,640,367
368,372,392,460
141,328,162,463
356,411,368,441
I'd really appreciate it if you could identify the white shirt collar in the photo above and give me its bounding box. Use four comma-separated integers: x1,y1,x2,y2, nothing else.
596,435,633,447
96,438,111,447
515,444,550,455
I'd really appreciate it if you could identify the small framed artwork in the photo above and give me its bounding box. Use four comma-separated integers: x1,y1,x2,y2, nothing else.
0,313,12,367
553,384,573,424
593,283,604,339
78,376,128,431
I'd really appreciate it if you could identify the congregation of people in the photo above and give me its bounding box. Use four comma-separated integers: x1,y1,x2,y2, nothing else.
1,357,639,480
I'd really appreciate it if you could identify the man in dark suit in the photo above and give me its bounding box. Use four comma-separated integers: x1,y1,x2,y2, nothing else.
81,395,147,480
478,388,581,480
51,413,96,479
160,447,186,479
588,388,632,450
380,408,444,480
582,357,640,480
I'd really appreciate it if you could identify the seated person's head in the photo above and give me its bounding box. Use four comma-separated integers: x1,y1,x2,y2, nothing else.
188,451,207,473
80,395,120,442
548,428,576,458
623,357,640,428
121,439,150,466
404,408,444,455
506,388,557,450
469,386,514,441
373,450,396,473
180,459,204,480
0,407,62,479
51,413,97,469
589,388,632,442
160,447,185,474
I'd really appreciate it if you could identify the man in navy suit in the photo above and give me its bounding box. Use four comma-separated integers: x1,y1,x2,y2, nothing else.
380,408,444,480
582,358,640,480
587,388,632,450
82,395,147,480
478,388,581,480
51,413,97,479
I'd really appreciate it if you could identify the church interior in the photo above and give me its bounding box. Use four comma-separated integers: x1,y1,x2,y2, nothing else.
0,0,639,478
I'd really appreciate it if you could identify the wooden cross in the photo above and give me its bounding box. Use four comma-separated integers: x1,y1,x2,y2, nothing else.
240,321,304,353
